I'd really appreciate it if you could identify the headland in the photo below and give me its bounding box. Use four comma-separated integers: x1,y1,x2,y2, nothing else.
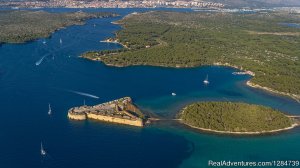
68,97,145,127
100,38,129,48
0,10,117,44
81,11,300,102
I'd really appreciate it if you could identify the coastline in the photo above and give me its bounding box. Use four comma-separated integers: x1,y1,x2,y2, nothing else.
2,8,300,167
100,38,128,48
246,81,300,103
181,122,299,135
82,12,300,103
84,53,300,102
109,63,298,102
214,62,300,103
0,12,117,44
98,12,145,49
178,102,300,135
67,97,145,127
0,24,82,45
83,51,300,103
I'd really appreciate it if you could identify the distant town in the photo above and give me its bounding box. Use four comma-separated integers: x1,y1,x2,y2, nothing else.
0,0,224,9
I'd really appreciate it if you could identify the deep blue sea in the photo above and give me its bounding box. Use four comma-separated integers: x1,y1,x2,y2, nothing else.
0,8,299,168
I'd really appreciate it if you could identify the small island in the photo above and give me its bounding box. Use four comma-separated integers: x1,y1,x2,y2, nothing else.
68,97,146,127
179,101,298,134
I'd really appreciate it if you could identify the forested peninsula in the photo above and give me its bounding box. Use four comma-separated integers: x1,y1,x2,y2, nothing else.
82,11,300,102
179,102,298,134
0,10,117,44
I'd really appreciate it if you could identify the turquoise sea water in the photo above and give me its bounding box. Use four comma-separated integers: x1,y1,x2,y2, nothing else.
0,8,299,168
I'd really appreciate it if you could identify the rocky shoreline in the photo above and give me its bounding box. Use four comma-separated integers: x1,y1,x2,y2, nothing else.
0,10,118,44
182,122,299,135
82,12,300,103
179,102,300,135
213,62,299,102
246,81,300,103
83,55,300,102
68,97,145,127
81,51,300,102
209,62,300,103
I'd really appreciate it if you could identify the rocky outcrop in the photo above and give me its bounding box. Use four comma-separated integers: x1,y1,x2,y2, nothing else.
87,113,143,127
67,97,144,127
68,112,87,120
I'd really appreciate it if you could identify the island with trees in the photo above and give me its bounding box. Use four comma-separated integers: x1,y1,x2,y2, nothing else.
0,10,117,44
82,11,300,102
178,101,298,134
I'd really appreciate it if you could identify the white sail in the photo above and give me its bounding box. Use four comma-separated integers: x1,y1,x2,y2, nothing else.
48,104,52,115
203,74,209,84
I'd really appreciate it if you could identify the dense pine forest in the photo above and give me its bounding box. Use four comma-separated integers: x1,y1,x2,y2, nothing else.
179,102,293,132
0,10,116,43
83,11,300,100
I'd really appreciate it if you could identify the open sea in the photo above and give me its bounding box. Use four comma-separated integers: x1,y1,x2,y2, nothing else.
0,8,299,168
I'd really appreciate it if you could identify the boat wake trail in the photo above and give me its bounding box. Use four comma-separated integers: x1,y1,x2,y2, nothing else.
35,54,49,66
68,90,99,99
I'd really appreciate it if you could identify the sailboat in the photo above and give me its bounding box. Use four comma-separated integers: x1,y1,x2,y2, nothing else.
59,38,62,45
42,40,46,45
41,142,46,156
203,74,209,85
48,103,52,115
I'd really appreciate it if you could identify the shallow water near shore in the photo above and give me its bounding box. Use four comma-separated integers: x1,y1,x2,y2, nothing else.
0,8,299,168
